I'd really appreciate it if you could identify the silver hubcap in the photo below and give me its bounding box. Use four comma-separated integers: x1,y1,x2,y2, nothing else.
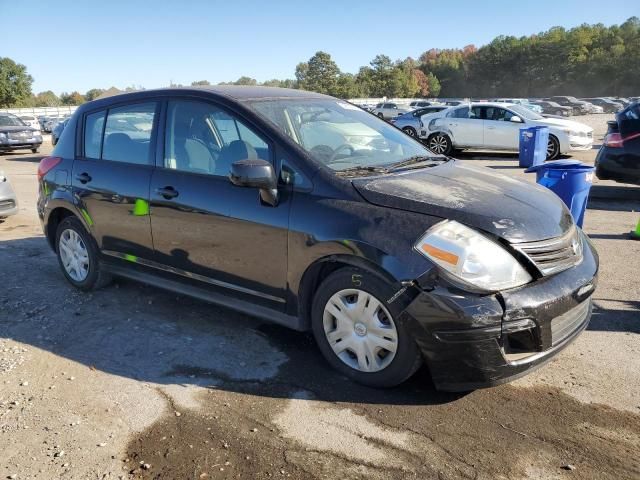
322,289,398,373
59,228,89,282
404,128,415,137
429,135,448,154
547,138,557,158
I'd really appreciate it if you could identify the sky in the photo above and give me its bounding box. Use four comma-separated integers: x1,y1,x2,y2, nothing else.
1,0,638,95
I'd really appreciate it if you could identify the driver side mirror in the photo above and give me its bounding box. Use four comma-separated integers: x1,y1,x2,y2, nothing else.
510,115,523,123
229,159,279,206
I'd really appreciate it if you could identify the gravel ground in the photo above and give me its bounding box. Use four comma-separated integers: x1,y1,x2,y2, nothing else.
1,117,639,479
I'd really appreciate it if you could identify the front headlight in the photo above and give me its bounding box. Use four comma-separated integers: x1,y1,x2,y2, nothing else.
563,129,580,137
414,220,532,292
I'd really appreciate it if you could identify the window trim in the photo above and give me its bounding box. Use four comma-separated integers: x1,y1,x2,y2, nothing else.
81,109,107,160
157,97,276,178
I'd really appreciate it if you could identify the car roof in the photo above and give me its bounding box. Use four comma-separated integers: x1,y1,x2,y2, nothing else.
82,86,333,110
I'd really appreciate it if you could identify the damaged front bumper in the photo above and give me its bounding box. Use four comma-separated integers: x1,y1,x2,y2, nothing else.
399,232,599,392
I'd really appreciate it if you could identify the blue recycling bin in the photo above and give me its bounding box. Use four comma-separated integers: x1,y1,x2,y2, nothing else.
519,126,549,168
525,160,595,227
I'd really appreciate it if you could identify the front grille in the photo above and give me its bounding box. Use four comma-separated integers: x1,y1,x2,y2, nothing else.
8,131,31,140
513,226,583,276
551,300,591,346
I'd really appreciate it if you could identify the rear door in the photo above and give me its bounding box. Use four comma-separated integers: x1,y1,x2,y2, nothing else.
482,106,522,150
149,98,290,308
446,105,483,146
73,101,158,259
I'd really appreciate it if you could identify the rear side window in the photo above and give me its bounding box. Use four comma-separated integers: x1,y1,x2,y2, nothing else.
102,103,156,165
447,106,470,118
84,111,105,159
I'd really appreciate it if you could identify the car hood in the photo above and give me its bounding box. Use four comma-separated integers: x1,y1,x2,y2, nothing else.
529,117,593,132
352,160,574,243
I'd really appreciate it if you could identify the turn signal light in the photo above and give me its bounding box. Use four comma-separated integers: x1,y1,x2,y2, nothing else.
37,156,62,180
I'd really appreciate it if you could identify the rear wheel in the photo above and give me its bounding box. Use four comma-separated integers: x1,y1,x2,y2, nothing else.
55,216,111,291
311,267,422,387
402,126,417,137
546,135,560,160
31,148,39,153
427,133,453,155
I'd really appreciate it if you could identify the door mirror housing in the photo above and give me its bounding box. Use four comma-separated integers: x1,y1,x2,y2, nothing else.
510,115,523,123
229,159,279,206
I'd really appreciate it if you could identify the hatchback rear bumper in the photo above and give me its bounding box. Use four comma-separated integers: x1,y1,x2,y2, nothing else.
402,232,598,391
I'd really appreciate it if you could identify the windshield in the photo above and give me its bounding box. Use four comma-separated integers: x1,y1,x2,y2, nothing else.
508,104,543,120
0,115,26,127
246,98,435,171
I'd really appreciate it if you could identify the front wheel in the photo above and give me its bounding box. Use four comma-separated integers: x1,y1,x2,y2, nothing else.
427,133,453,155
55,216,111,291
31,148,39,153
546,135,560,160
377,112,384,119
311,268,422,387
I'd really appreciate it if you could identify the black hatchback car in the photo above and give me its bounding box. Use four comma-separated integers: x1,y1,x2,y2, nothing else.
595,102,640,185
37,87,598,390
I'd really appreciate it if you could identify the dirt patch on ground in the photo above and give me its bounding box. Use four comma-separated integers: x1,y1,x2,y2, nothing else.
125,381,640,480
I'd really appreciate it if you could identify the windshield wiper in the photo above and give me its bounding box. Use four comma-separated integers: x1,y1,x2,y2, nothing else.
385,155,449,172
335,165,388,175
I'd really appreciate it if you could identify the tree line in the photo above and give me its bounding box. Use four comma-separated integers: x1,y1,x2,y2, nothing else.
1,17,638,108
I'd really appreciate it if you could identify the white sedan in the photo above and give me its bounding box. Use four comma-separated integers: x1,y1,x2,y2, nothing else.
420,102,593,159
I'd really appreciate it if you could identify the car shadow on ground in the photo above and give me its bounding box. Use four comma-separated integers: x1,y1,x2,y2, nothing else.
0,236,464,407
590,300,640,334
0,152,44,163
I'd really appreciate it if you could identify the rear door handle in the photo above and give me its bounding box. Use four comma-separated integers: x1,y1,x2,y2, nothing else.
76,172,92,184
156,186,179,200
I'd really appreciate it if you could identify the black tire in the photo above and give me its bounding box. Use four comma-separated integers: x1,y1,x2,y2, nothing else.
426,133,453,156
546,135,560,160
377,112,384,119
32,148,39,153
402,126,417,137
55,216,111,291
555,110,562,116
311,267,422,388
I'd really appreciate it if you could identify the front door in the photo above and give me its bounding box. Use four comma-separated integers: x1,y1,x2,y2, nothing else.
72,101,158,259
149,99,290,308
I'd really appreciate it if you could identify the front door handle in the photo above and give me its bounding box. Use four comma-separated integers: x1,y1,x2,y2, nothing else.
486,126,496,130
156,186,179,200
76,172,92,184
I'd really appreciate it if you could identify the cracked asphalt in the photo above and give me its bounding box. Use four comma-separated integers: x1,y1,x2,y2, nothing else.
1,118,639,479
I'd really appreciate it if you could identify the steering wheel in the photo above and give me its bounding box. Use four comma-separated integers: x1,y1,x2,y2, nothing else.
327,144,356,164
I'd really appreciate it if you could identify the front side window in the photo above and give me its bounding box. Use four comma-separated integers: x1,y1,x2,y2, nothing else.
164,100,270,176
247,98,436,171
102,103,156,165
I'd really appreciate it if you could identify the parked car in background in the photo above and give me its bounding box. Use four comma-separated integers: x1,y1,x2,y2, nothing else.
51,118,69,146
19,115,41,131
390,106,448,137
423,102,593,159
444,100,465,106
44,116,68,132
493,98,543,114
0,171,18,219
546,96,590,115
371,102,411,120
595,103,640,185
0,113,43,153
37,86,598,390
581,101,604,114
530,100,573,117
409,100,438,108
581,97,623,113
